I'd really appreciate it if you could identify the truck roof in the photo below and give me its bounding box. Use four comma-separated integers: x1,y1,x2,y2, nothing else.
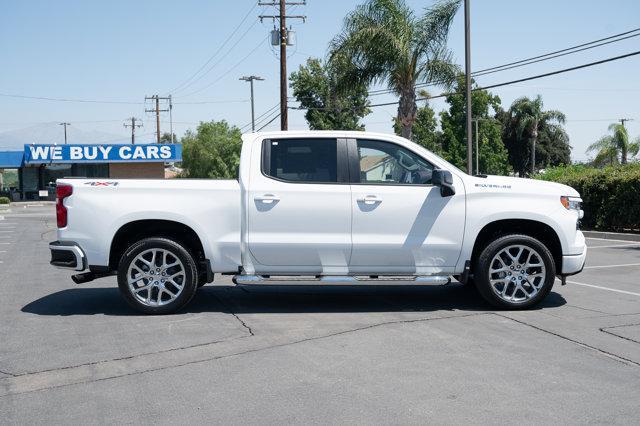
243,130,405,141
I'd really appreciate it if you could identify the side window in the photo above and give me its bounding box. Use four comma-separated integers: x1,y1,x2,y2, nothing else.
357,139,434,185
263,138,338,183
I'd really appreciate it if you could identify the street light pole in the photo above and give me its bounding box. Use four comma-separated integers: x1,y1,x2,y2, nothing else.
59,122,70,144
240,75,265,131
464,0,473,175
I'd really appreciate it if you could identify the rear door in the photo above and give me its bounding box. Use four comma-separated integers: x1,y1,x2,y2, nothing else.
348,138,465,274
247,137,352,272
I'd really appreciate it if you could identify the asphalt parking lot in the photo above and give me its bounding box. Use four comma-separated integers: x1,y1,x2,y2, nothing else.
1,204,639,424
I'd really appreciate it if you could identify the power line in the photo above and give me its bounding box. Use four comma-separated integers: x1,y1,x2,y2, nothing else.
0,93,141,104
473,33,640,78
241,102,280,131
177,36,269,98
256,112,281,131
168,3,259,94
173,99,249,105
474,27,640,75
473,50,640,93
290,50,640,110
365,27,640,97
171,19,262,96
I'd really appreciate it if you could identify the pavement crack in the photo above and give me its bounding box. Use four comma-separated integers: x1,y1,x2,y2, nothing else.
600,323,640,345
0,369,16,377
0,312,485,398
494,313,640,367
210,293,254,336
3,334,249,378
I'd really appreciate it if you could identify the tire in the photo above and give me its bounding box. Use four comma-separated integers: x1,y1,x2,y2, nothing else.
473,234,555,309
117,237,199,314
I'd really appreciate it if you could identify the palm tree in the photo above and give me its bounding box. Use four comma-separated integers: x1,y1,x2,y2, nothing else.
587,123,640,166
329,0,461,139
509,95,566,175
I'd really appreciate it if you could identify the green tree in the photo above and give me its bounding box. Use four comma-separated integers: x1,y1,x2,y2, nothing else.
160,132,177,144
329,0,461,139
587,123,640,166
504,95,566,176
180,120,242,178
393,95,441,153
438,76,510,175
536,122,571,168
290,57,370,130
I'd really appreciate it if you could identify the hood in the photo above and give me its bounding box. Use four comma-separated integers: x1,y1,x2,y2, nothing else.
468,175,580,197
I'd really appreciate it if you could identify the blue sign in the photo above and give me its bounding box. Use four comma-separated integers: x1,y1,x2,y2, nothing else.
23,144,181,164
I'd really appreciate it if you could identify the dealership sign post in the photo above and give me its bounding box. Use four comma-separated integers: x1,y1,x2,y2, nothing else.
23,144,182,164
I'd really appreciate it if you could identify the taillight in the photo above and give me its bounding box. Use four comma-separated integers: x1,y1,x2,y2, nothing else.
56,184,73,228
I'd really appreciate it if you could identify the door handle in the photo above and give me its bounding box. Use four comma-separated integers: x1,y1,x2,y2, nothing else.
255,194,280,204
357,195,382,205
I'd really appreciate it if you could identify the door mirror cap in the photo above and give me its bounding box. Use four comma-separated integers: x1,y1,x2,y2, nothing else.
432,169,455,197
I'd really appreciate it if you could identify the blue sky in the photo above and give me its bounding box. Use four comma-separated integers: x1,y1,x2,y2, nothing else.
1,0,639,161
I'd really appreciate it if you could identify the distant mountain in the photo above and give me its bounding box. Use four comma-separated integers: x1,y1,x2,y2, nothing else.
0,123,132,151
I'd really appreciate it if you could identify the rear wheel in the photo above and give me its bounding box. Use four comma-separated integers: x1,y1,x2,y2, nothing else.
117,237,198,314
474,234,555,309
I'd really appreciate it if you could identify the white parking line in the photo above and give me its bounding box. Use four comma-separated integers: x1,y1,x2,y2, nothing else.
584,263,640,269
565,279,640,297
587,243,640,249
586,237,640,244
0,230,14,233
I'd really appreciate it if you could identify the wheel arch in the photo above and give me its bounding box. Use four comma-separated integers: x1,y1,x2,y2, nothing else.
470,219,563,274
109,219,207,272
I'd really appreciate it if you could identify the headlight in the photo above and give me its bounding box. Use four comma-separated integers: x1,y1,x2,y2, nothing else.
561,196,583,218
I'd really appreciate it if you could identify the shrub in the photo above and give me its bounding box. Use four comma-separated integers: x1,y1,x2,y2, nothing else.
538,163,640,231
0,196,10,205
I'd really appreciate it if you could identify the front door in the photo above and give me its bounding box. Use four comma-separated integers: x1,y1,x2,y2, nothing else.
348,138,465,274
247,137,352,273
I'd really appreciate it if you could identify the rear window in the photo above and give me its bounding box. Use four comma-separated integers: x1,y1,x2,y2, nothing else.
263,138,337,183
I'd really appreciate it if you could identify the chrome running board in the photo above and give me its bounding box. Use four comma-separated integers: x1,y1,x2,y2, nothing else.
232,275,450,286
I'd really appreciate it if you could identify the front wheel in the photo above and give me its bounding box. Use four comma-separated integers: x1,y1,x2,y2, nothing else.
474,234,555,309
117,237,199,314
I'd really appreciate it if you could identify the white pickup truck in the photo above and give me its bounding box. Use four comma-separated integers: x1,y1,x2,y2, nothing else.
50,131,586,314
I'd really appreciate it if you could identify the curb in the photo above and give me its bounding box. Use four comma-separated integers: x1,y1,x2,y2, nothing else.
583,230,640,242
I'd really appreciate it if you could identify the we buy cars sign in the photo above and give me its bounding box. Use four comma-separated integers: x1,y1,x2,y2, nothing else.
23,143,181,164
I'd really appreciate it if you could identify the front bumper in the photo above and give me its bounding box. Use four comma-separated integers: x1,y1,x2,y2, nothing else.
561,245,587,275
49,241,86,271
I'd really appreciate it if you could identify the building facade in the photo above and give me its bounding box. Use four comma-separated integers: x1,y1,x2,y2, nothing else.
0,143,181,200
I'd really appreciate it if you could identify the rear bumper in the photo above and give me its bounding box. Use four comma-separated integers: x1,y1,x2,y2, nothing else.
49,241,86,271
561,245,587,275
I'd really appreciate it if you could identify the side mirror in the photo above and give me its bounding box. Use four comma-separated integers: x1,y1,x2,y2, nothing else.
432,169,455,197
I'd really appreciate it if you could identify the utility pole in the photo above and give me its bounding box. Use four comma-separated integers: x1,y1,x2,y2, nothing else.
259,1,306,131
169,95,174,143
145,95,170,143
58,122,70,145
473,119,479,175
464,0,473,175
619,118,634,128
123,117,143,144
240,75,265,131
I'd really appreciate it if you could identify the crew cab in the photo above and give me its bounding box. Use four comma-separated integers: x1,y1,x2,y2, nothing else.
49,131,586,314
